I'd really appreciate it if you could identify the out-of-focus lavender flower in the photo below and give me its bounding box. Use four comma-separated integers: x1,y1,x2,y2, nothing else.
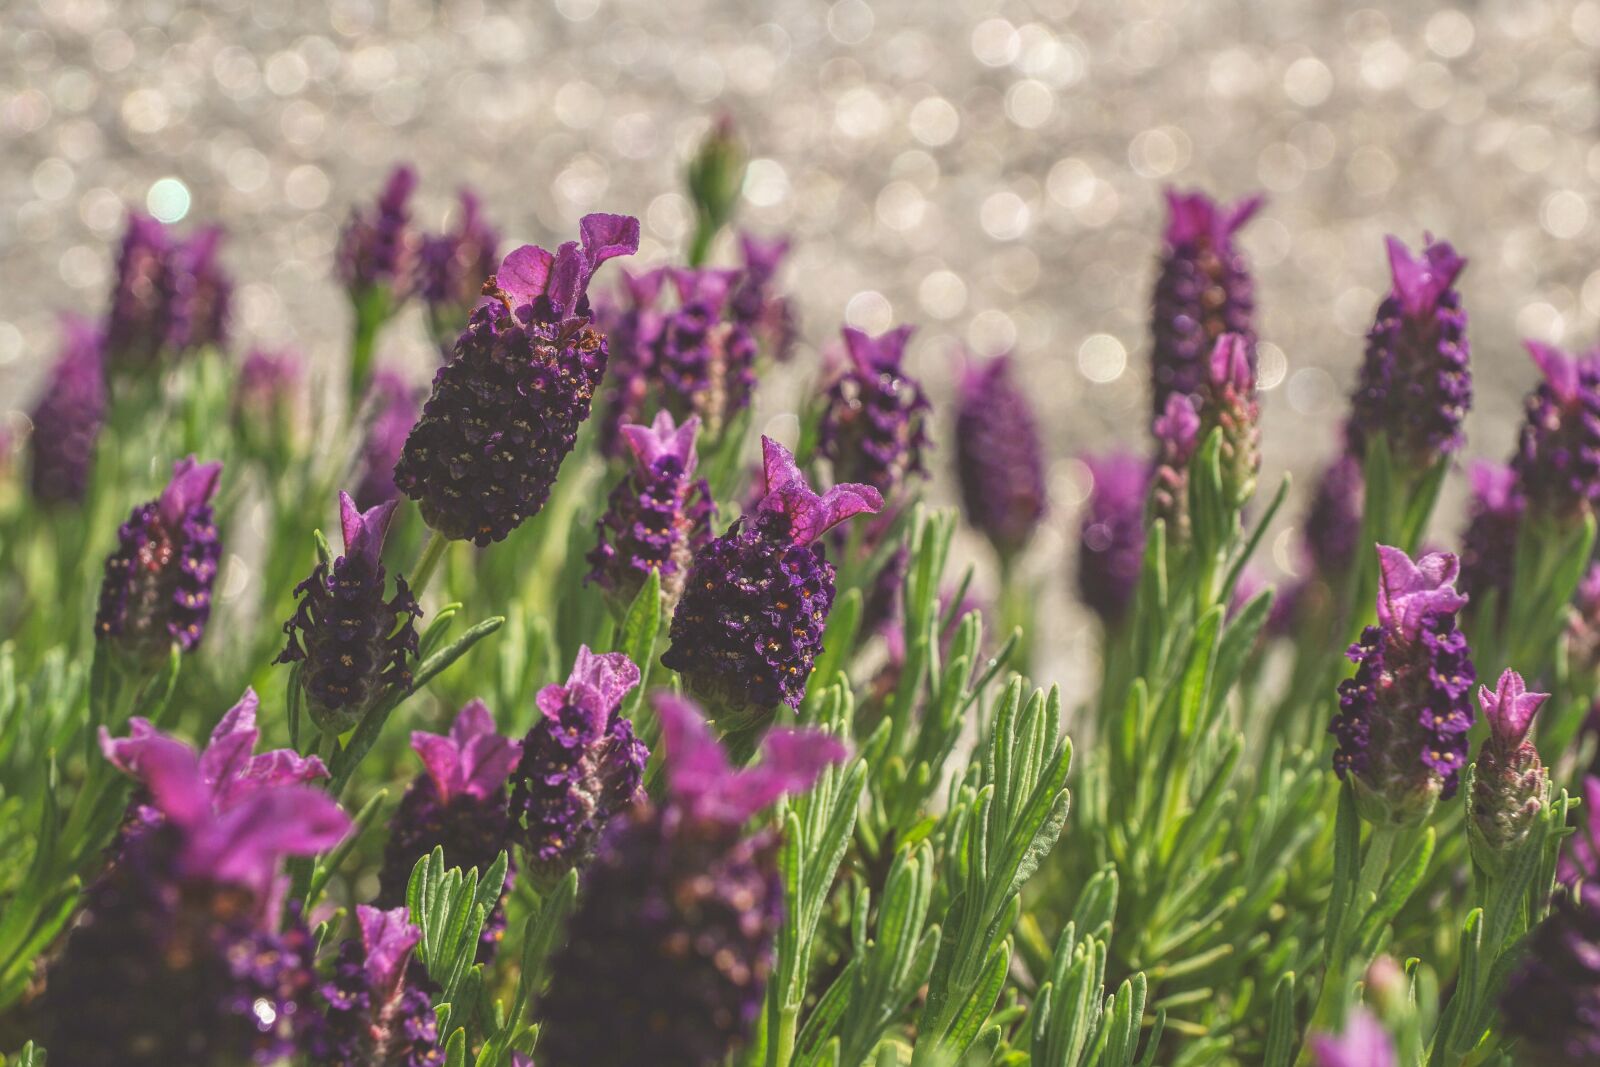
27,313,106,506
955,353,1048,560
817,324,929,503
1501,880,1600,1065
595,267,668,456
1306,1007,1396,1067
105,214,232,370
537,692,845,1067
662,437,882,729
94,456,223,662
587,411,714,617
1569,563,1600,675
102,687,329,856
1077,453,1149,628
1151,393,1199,543
1199,333,1260,508
655,267,758,438
1304,450,1364,580
1458,460,1523,609
1149,188,1261,419
1512,341,1600,522
42,722,347,1065
1559,776,1600,887
730,232,798,362
508,647,646,885
1331,546,1475,825
377,700,518,954
277,493,420,733
1469,670,1549,863
233,346,307,452
353,368,421,511
395,214,640,545
1347,235,1470,467
419,188,501,352
311,905,439,1066
335,164,419,305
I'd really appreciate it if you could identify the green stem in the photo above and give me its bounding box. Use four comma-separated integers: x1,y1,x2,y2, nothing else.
409,528,449,602
687,216,717,268
348,291,385,405
767,1002,798,1067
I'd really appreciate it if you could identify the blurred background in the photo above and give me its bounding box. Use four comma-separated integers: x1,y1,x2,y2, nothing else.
3,0,1598,686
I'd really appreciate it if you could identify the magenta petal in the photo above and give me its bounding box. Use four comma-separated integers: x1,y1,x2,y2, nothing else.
654,691,731,808
739,231,790,275
449,698,497,747
357,904,422,1000
568,646,642,712
1527,340,1581,405
701,727,848,824
497,244,556,309
620,411,699,473
578,213,641,268
339,491,399,565
1479,669,1548,751
1153,393,1200,456
1224,193,1265,235
1208,333,1251,391
411,731,463,800
186,786,350,897
99,716,162,775
239,749,329,790
757,436,883,543
1307,1008,1396,1067
127,735,213,830
622,266,668,308
199,690,261,794
1375,544,1467,637
157,455,222,528
459,731,519,799
1386,234,1466,318
546,241,589,318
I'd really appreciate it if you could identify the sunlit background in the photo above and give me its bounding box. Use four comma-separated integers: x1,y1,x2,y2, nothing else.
4,0,1599,685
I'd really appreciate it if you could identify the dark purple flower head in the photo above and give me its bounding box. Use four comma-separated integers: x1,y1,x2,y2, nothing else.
1077,453,1149,628
1471,670,1549,860
817,324,929,501
41,726,336,1066
1512,340,1600,521
1331,545,1476,824
418,187,501,350
105,215,233,369
311,905,441,1066
277,492,420,732
587,410,714,616
395,214,640,545
1501,880,1600,1065
596,266,670,455
335,164,420,300
95,456,223,661
1149,188,1261,419
1348,235,1471,467
509,647,647,884
1458,460,1523,608
654,267,759,437
353,368,422,511
1151,393,1200,543
1200,332,1261,507
955,353,1048,559
730,232,798,362
27,313,106,506
1307,1007,1396,1067
1303,449,1364,580
662,438,882,725
537,693,843,1067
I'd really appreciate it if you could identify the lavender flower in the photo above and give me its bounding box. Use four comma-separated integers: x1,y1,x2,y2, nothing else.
595,267,668,455
376,700,519,954
955,353,1048,559
1306,1007,1397,1067
105,214,232,369
586,410,714,617
537,693,845,1067
234,346,306,452
335,164,419,304
353,368,421,511
94,456,223,661
1304,450,1365,580
42,722,348,1066
1512,341,1600,521
1347,235,1470,467
1198,332,1260,508
655,267,758,437
1077,453,1149,628
508,647,647,884
730,232,797,362
419,188,501,351
1149,188,1261,418
1570,563,1600,675
817,324,929,502
662,437,882,729
1331,546,1476,825
26,314,105,506
1459,460,1523,608
1469,670,1549,864
1501,880,1600,1066
394,214,640,544
311,906,439,1066
1150,393,1200,543
167,223,232,355
277,493,420,733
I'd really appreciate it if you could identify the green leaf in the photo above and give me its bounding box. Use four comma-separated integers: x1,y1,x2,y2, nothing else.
615,569,661,728
1263,972,1296,1067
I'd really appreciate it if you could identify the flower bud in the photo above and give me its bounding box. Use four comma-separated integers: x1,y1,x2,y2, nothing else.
817,324,928,504
1469,670,1549,869
1077,453,1149,628
1199,332,1260,509
27,314,106,506
955,353,1048,559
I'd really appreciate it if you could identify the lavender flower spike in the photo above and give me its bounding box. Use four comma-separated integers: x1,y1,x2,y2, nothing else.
1150,393,1199,544
335,164,419,302
1149,188,1261,418
312,905,441,1066
105,215,233,369
655,267,759,437
1331,545,1475,826
1501,881,1600,1066
26,313,105,506
277,492,420,733
731,231,798,362
1458,460,1523,608
1512,340,1600,521
538,692,845,1067
95,456,223,662
395,214,641,544
1348,235,1470,467
662,437,882,727
377,700,519,956
1304,449,1364,580
817,323,929,502
1199,332,1260,508
955,353,1049,559
508,646,647,884
233,346,306,453
1077,453,1149,628
353,368,421,510
595,266,669,455
419,187,501,351
1469,669,1549,864
587,410,714,618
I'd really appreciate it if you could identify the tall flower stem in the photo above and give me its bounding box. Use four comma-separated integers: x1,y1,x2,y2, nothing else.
408,527,449,602
348,290,386,407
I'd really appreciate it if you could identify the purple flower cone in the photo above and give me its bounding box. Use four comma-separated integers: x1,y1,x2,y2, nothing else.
655,267,758,437
594,266,668,456
1077,453,1149,628
1304,450,1364,579
105,214,232,369
310,905,440,1066
817,324,929,502
955,353,1048,559
336,164,419,301
27,314,106,506
1512,340,1600,521
1458,460,1522,608
730,232,798,362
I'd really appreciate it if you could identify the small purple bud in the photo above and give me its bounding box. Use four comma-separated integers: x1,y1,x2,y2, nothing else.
1513,340,1600,521
730,231,798,362
233,346,306,450
1150,393,1199,543
955,353,1049,559
335,164,420,302
1471,670,1549,861
311,906,440,1065
817,324,929,502
1077,453,1149,628
27,314,106,506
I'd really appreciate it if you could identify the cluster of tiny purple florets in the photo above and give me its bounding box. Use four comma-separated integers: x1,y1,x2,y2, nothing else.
106,214,232,370
816,325,929,501
955,354,1048,558
27,316,106,506
1511,343,1600,521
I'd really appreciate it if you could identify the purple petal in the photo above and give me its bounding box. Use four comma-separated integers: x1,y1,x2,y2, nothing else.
357,904,422,1000
102,725,211,829
1307,1008,1396,1067
620,411,700,473
1386,234,1466,318
1468,460,1518,512
1479,669,1547,751
411,731,462,801
1527,340,1581,405
653,691,731,809
578,213,641,268
1153,393,1200,457
199,689,262,793
841,324,914,376
459,731,519,799
622,266,668,308
184,785,350,899
566,646,642,712
670,267,739,312
1375,544,1467,638
1208,333,1251,391
237,749,329,792
99,716,162,775
496,244,556,309
546,241,589,318
339,491,399,565
757,436,883,544
699,727,848,825
157,455,222,527
449,698,497,747
739,231,790,276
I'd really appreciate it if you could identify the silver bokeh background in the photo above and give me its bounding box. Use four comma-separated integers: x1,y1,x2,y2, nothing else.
3,0,1598,685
